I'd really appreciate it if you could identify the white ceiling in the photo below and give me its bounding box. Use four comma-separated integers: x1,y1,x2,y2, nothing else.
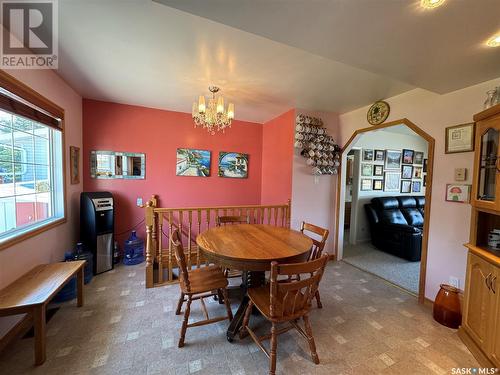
56,0,500,123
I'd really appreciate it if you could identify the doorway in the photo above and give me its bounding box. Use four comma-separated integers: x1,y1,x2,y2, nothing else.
335,119,435,303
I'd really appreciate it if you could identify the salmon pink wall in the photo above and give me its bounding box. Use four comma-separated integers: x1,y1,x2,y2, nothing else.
0,68,83,337
261,109,294,205
83,100,263,242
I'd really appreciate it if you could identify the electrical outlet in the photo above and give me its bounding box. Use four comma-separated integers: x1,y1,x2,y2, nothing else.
449,276,460,289
136,197,143,206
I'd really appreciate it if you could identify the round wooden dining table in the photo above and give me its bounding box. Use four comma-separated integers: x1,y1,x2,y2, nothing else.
196,224,313,341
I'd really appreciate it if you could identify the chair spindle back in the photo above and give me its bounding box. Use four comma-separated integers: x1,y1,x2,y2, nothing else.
300,222,329,261
269,254,328,319
171,229,190,292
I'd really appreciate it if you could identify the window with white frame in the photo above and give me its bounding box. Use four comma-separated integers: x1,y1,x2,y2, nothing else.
0,89,64,245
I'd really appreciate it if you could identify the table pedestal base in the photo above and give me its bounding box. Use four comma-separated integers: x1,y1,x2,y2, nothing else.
226,270,265,342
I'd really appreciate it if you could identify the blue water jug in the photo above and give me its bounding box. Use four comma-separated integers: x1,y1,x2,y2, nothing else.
123,230,145,265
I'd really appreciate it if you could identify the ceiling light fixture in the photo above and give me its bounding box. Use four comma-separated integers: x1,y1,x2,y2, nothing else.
420,0,445,9
486,34,500,48
192,86,234,135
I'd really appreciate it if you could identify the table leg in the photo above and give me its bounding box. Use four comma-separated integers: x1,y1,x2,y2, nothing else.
34,305,46,365
226,271,265,342
77,267,84,307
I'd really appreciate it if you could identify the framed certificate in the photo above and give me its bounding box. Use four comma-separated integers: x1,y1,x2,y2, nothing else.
445,123,475,154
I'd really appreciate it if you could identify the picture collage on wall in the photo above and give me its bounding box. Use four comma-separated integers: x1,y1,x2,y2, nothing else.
360,148,427,193
176,148,249,178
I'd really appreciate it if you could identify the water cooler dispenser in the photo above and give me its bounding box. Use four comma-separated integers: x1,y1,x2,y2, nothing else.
80,192,114,274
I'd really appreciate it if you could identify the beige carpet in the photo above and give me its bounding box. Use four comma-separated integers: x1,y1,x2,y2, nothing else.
0,261,478,374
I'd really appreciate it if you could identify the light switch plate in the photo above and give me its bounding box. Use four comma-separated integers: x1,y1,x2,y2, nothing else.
454,168,466,181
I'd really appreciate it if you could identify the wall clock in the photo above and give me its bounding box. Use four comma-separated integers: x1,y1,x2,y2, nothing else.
367,101,390,125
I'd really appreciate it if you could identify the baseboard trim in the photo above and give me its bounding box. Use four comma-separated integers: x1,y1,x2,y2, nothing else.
0,313,32,354
458,326,494,368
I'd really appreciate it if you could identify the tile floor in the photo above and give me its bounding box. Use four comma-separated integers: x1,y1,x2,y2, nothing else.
0,261,479,375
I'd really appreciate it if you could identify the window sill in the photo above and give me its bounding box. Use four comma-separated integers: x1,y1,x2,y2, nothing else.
0,217,67,251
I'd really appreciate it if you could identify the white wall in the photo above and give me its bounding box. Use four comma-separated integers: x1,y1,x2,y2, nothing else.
339,77,500,301
349,129,428,243
291,109,340,254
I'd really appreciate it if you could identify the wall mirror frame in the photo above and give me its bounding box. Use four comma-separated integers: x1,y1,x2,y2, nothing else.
90,150,146,179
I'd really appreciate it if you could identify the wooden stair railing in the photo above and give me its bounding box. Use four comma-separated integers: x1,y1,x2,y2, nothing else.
144,195,292,288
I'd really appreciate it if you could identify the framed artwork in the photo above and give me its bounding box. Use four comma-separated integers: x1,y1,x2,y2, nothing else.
412,181,422,193
373,165,384,177
70,146,80,184
384,172,400,192
423,158,428,172
401,165,413,179
361,163,373,176
401,180,412,193
385,149,402,170
445,123,475,154
414,151,424,165
362,149,374,161
361,179,372,191
176,148,211,177
374,150,385,162
373,179,383,191
218,152,248,178
402,149,414,164
445,184,471,203
413,167,423,179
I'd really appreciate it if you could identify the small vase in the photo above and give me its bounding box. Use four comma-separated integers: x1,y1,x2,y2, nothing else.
433,284,462,329
492,87,500,106
484,90,496,109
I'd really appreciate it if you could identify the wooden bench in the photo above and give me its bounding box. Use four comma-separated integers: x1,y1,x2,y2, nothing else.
0,261,85,365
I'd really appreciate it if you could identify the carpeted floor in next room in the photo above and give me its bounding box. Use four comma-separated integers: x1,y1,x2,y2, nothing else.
0,261,476,375
343,242,420,294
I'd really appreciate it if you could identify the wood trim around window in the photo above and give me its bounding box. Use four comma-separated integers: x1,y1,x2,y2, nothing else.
0,69,67,251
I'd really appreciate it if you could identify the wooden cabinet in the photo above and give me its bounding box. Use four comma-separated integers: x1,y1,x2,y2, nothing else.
471,104,500,210
460,103,500,368
460,249,500,367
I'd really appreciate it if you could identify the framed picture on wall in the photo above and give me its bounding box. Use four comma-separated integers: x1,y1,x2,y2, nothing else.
401,165,413,179
402,149,414,164
385,149,402,170
374,150,385,162
412,181,422,193
445,123,475,154
373,179,383,191
413,167,423,179
445,184,471,203
70,146,80,184
176,148,211,177
361,163,373,176
218,152,249,178
414,151,424,165
384,172,400,192
362,149,374,161
361,179,372,191
401,180,412,193
373,165,383,176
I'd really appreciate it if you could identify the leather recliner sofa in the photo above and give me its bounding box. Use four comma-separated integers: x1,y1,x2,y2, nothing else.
364,196,424,262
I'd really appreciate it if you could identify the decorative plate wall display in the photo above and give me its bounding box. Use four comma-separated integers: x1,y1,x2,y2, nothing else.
367,100,390,125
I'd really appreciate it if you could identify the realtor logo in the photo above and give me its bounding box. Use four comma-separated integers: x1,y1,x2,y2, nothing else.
1,0,58,69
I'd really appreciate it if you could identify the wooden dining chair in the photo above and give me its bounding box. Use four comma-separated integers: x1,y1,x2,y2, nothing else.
216,215,250,280
171,229,233,347
300,221,329,308
240,254,329,375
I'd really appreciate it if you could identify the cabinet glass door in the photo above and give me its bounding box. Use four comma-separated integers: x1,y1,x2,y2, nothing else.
478,128,499,201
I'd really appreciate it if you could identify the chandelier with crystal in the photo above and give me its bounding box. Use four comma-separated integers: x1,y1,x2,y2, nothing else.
192,86,234,135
